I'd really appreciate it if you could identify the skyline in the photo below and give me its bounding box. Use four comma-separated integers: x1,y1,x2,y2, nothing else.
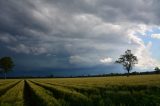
0,0,160,76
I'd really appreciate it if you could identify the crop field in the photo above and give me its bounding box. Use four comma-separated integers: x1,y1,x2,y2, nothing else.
0,74,160,106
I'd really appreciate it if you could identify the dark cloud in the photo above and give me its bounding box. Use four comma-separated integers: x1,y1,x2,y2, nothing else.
0,0,159,76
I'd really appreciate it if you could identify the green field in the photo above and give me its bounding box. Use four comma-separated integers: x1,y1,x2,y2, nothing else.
0,74,160,106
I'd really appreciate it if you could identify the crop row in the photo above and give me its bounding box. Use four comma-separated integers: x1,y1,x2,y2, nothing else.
24,80,60,106
0,80,24,106
0,80,20,96
0,75,160,106
31,79,160,106
33,74,160,87
29,79,160,106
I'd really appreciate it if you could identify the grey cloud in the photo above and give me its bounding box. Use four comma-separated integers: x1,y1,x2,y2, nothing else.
0,0,159,72
0,33,17,43
7,44,47,55
39,0,160,24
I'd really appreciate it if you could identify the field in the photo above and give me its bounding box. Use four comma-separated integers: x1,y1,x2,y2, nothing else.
0,74,160,106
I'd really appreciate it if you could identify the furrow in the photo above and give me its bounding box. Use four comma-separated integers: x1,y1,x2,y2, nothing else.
0,80,24,106
37,81,98,96
0,80,20,96
24,80,60,106
31,80,91,106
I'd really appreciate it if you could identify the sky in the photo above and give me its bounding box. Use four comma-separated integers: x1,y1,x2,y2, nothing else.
0,0,160,77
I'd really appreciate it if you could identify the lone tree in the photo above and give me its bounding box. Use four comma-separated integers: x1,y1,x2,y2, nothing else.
115,50,138,76
0,57,14,79
154,67,160,74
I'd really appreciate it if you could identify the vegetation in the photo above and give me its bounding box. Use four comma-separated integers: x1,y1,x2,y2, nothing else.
0,74,160,106
0,80,24,106
0,57,14,79
115,50,138,76
24,80,60,106
155,67,160,73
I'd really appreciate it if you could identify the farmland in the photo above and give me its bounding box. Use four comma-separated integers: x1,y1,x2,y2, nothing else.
0,74,160,106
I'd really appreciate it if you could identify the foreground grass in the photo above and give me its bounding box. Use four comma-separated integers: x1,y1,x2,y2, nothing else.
0,80,24,106
0,74,160,106
24,80,60,106
34,74,160,106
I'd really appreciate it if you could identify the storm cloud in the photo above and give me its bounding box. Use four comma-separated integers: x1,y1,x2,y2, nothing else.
0,0,160,76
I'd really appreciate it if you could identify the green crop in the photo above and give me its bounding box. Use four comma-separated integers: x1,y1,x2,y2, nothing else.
0,74,160,106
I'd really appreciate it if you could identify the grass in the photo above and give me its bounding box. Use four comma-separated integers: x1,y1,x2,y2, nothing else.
0,80,20,96
25,80,60,106
0,80,24,106
35,74,160,86
31,80,90,106
0,74,160,106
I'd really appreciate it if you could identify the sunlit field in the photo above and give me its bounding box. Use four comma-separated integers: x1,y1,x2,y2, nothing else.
0,74,160,106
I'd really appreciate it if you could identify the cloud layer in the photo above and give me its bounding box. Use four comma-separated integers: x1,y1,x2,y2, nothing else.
0,0,160,75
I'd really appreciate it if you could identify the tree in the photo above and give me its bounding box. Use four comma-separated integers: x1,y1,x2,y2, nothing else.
0,57,14,79
115,50,138,76
154,67,160,74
